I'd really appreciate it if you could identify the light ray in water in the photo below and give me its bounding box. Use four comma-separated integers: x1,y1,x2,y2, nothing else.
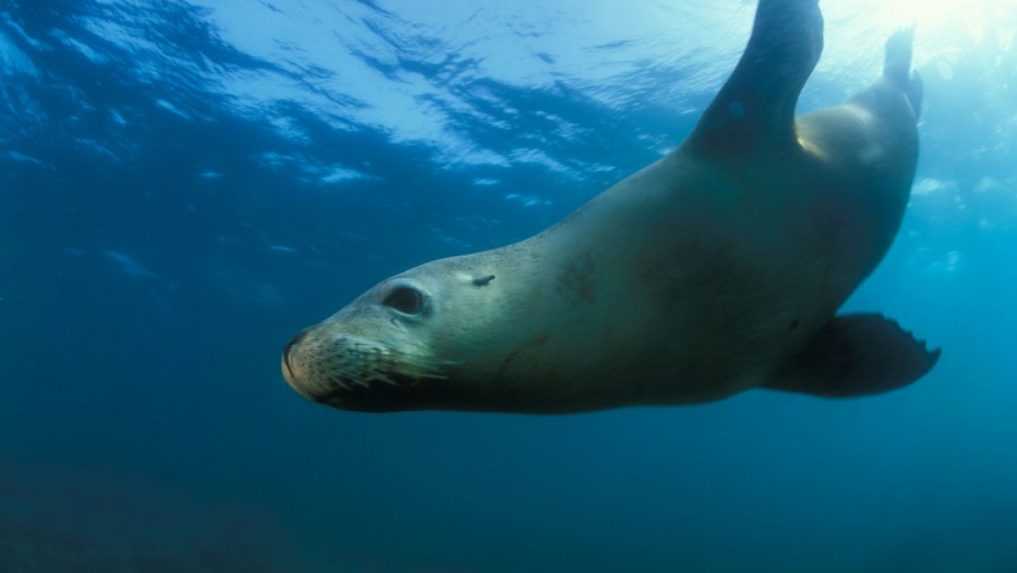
103,250,159,280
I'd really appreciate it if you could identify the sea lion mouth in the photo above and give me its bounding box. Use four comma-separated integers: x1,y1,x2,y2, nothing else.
312,372,425,412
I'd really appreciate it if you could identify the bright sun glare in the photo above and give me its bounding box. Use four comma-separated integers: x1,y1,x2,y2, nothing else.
873,0,1015,47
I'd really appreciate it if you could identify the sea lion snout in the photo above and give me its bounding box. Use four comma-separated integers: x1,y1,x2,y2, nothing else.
281,328,322,401
282,326,438,411
282,329,309,378
281,328,366,402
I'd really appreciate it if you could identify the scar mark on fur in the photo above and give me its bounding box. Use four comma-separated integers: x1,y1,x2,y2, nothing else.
473,274,496,287
557,253,596,303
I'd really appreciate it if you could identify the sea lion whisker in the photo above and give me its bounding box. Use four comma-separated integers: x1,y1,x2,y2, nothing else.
366,372,400,386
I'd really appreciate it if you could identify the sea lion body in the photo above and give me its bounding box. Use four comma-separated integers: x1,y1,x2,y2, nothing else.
282,0,938,413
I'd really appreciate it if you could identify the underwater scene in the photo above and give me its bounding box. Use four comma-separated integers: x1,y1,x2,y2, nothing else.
2,0,1016,571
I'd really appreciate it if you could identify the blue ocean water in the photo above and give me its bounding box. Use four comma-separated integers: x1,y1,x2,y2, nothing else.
2,1,1016,571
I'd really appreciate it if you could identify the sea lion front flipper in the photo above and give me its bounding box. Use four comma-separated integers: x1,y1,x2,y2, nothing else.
688,0,823,156
765,313,941,398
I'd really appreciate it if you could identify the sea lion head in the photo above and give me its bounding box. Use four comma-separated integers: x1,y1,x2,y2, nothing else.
282,255,506,412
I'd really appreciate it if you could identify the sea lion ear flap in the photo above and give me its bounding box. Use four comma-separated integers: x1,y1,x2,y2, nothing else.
687,0,824,157
764,313,941,398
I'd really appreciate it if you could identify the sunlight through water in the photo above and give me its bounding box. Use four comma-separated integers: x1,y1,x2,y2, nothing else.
857,0,1014,48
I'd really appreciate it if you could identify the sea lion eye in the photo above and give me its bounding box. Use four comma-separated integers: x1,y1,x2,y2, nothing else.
382,285,426,315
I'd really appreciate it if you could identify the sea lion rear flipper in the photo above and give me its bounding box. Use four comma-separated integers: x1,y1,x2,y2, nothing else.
882,27,923,120
765,313,941,398
688,0,823,156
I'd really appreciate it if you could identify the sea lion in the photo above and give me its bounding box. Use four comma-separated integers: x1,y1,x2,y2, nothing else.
282,0,939,413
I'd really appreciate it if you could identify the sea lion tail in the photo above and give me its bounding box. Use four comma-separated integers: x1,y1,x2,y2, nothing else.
884,27,923,121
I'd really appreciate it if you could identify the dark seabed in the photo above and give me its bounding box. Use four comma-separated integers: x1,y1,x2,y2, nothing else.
2,1,1016,571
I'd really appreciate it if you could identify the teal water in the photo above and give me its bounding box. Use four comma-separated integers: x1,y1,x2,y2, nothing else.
2,1,1016,571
